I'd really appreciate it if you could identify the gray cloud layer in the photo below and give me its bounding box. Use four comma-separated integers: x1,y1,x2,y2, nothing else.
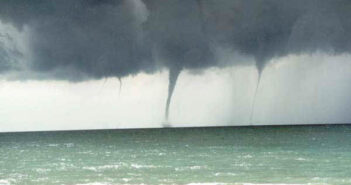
1,0,154,80
1,0,348,78
1,0,351,120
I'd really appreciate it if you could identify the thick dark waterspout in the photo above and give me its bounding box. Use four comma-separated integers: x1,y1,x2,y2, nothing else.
165,67,181,121
118,77,122,96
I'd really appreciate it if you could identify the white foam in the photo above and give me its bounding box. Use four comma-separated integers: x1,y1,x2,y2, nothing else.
34,168,51,173
0,180,10,185
0,179,16,185
83,164,120,172
130,164,158,169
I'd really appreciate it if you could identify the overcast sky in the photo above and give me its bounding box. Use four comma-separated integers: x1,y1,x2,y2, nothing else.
1,0,351,132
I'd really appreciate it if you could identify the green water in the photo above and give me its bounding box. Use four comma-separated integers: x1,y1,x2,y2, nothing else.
0,125,351,185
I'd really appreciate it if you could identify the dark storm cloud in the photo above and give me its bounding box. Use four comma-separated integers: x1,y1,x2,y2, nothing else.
1,0,351,120
197,0,351,76
1,0,351,78
0,0,154,80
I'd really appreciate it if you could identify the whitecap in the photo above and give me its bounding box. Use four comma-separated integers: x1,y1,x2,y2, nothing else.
83,164,120,172
130,164,157,169
0,179,10,185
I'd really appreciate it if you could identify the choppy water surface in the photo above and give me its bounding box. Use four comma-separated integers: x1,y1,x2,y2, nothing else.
1,125,351,185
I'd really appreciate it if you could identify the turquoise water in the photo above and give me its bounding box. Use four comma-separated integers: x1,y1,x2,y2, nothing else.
0,125,351,185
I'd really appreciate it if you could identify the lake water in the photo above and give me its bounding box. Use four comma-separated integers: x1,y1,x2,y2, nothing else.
1,125,351,185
